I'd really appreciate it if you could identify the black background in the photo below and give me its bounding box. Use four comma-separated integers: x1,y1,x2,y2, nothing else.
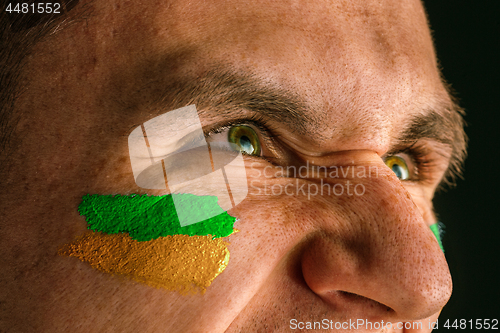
423,0,500,327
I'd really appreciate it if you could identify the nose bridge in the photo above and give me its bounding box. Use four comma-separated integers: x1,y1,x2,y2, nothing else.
298,150,452,320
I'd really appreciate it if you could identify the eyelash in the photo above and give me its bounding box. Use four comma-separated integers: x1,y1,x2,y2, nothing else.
204,113,285,162
392,144,437,183
206,117,438,184
205,113,278,138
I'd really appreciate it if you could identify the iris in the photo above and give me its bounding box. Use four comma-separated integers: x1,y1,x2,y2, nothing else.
228,125,261,156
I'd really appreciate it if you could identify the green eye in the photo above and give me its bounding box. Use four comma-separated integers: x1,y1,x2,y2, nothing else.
384,155,410,180
228,125,261,156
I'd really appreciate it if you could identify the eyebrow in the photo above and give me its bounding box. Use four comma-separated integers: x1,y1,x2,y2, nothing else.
145,66,316,136
395,102,467,185
142,65,466,186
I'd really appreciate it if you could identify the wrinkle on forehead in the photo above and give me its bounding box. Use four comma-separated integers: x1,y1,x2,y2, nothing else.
160,2,436,116
41,0,451,155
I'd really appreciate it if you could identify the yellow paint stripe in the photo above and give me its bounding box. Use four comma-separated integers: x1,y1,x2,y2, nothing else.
59,231,230,294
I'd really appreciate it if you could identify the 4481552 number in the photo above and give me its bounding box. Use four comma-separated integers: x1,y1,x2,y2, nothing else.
443,319,498,330
5,3,61,14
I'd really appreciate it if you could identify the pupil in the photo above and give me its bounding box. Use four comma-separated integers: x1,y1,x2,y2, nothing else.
392,164,403,179
239,135,254,154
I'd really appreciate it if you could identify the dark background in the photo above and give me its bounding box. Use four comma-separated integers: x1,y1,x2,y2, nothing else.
423,0,500,327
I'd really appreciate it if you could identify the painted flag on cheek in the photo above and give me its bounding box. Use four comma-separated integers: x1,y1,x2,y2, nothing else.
60,193,237,294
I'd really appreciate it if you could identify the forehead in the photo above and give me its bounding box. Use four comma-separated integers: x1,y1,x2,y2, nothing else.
34,0,449,153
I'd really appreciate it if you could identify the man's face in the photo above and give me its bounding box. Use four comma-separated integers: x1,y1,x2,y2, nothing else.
2,0,459,331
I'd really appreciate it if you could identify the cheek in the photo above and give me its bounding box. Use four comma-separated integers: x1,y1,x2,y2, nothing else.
403,184,436,226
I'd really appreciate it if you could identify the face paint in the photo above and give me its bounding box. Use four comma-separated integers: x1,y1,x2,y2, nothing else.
79,193,235,241
60,193,237,293
59,232,230,294
430,222,445,253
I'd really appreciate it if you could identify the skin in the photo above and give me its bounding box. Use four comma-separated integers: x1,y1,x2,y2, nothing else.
0,0,458,332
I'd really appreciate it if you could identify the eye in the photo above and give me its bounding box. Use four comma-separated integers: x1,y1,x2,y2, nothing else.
227,125,261,156
384,155,410,180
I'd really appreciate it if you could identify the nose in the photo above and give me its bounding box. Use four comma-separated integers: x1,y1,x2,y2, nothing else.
300,150,452,322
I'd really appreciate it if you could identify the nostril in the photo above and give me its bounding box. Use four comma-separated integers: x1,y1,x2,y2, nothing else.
322,290,396,319
338,291,392,311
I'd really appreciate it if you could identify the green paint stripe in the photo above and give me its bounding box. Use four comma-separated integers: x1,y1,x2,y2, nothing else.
79,194,236,241
430,223,444,253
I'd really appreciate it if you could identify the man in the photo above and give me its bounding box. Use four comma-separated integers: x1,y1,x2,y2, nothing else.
0,0,466,332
